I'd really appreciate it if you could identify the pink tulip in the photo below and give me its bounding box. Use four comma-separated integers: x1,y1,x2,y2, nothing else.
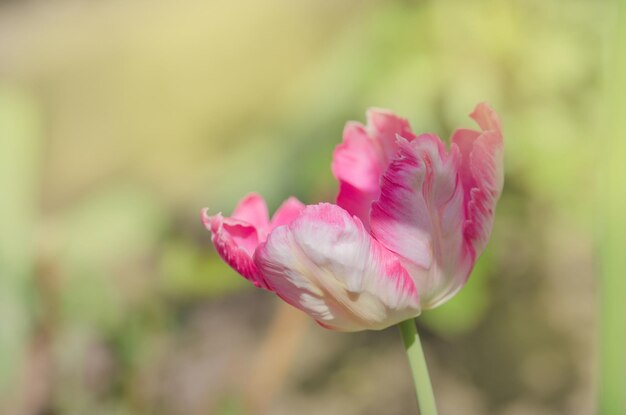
202,103,503,331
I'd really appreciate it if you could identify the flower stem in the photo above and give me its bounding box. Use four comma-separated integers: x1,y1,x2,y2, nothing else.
398,318,438,415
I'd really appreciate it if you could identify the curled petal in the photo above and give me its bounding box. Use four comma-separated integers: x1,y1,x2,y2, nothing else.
452,102,504,256
201,210,268,289
470,102,502,132
370,135,473,309
332,109,416,228
254,203,420,331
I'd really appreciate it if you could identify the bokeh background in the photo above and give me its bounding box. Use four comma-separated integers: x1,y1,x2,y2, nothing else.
0,0,617,414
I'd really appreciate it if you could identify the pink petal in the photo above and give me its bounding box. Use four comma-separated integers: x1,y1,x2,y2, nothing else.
254,203,420,331
331,109,416,228
333,123,381,225
270,197,305,230
370,135,473,309
451,102,504,256
201,210,269,289
366,108,417,163
231,193,270,234
470,102,502,132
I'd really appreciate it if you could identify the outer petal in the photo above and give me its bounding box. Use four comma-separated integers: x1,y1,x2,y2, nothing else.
254,203,420,331
201,210,269,289
332,109,416,228
370,135,473,309
451,102,504,256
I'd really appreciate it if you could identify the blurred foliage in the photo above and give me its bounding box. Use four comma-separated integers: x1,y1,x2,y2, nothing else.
0,0,610,414
598,1,626,413
0,85,40,402
422,252,493,337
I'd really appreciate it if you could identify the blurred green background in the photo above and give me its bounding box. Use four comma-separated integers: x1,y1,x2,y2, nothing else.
0,0,614,414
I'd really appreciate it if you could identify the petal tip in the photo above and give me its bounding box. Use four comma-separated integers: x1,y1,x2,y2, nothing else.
366,107,396,119
270,196,306,229
470,102,501,133
366,108,414,136
232,192,270,228
201,208,222,231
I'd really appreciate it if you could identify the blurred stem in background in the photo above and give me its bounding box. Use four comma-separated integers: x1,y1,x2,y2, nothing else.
398,319,437,415
244,302,308,415
599,1,626,414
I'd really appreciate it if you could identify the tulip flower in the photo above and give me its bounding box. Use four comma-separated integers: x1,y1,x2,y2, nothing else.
203,102,503,331
202,103,503,414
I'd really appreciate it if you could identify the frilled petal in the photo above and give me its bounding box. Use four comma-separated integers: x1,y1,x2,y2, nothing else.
254,203,420,331
202,210,268,289
451,102,504,256
370,135,473,309
332,109,416,228
202,194,305,291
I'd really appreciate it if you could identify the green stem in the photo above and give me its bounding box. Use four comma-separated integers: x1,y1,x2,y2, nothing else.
398,319,438,415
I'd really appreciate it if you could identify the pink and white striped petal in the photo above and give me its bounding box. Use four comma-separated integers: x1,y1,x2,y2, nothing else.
332,109,416,228
254,203,420,331
451,102,504,256
370,135,473,309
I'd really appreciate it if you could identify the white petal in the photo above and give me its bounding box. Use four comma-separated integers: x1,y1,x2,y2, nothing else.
255,203,420,331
